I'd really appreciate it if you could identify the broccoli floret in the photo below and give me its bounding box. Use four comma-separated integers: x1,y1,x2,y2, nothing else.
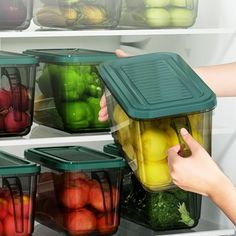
146,191,194,229
171,188,188,202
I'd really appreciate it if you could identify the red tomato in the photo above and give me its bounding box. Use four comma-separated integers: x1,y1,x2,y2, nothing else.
0,197,8,220
4,111,30,133
60,178,90,209
0,220,3,235
89,181,119,212
97,212,119,234
65,208,97,234
8,195,32,218
63,171,89,183
3,214,31,236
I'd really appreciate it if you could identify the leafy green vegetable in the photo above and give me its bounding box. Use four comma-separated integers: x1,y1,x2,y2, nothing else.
146,189,195,228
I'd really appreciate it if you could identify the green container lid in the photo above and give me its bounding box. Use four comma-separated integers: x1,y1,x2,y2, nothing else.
0,151,40,175
0,50,38,65
99,52,217,119
24,48,116,64
24,146,126,172
103,143,122,156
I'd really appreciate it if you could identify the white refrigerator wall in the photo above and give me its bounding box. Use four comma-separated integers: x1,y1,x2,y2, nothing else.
0,0,236,231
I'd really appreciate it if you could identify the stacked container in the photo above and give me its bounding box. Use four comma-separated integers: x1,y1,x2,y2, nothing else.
0,51,38,137
33,0,122,30
104,143,201,231
24,48,116,133
99,52,217,192
24,145,126,235
0,0,33,30
119,0,198,28
0,150,40,236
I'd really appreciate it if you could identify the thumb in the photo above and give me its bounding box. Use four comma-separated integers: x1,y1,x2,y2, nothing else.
180,128,201,153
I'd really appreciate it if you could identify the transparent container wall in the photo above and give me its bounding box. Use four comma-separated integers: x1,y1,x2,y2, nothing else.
33,62,109,133
106,90,213,192
35,167,123,235
119,0,198,29
0,174,38,236
0,65,36,137
0,0,33,30
121,172,201,231
33,0,122,30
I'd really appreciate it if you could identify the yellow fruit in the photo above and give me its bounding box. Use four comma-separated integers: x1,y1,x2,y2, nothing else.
138,159,172,189
141,128,169,162
166,126,179,146
192,128,203,145
188,113,202,129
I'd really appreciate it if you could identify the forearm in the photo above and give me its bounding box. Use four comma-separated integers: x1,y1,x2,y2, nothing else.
208,173,236,225
194,62,236,97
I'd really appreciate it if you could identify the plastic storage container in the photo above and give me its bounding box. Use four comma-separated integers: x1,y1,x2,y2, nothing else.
119,0,198,29
99,52,217,192
24,48,116,133
33,0,122,30
24,145,126,236
103,143,201,231
0,150,40,236
0,0,33,30
0,51,38,137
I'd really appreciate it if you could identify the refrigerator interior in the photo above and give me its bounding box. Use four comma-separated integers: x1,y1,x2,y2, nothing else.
0,0,236,234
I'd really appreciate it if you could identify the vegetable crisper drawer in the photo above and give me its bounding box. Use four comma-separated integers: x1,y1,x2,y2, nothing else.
104,143,202,231
33,0,122,30
99,52,217,192
24,48,116,134
24,146,126,236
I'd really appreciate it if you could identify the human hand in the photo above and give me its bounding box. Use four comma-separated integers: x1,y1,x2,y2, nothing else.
98,49,129,122
167,128,227,197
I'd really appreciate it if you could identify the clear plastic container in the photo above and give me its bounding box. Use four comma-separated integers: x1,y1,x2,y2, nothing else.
24,48,117,133
33,0,122,30
119,0,198,29
104,143,201,231
24,146,126,236
0,51,38,137
0,150,40,236
99,52,217,192
0,0,33,30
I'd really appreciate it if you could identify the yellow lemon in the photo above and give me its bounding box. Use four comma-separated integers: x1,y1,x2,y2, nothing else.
166,126,179,146
141,128,169,162
138,159,172,189
188,113,202,129
116,126,131,145
192,128,203,145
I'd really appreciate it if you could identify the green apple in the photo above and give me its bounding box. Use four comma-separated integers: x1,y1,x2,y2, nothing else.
145,0,170,7
171,0,193,7
170,8,194,27
145,8,171,28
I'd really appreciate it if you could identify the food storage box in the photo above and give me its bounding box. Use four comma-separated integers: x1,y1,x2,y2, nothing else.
24,48,116,133
103,143,201,231
33,0,122,30
119,0,198,29
0,51,38,137
24,145,126,236
99,52,217,192
0,150,40,236
0,0,33,30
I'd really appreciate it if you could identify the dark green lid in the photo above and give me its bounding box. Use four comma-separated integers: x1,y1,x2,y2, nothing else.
0,151,40,175
99,52,217,119
103,143,122,156
0,50,38,65
24,48,116,64
24,146,126,171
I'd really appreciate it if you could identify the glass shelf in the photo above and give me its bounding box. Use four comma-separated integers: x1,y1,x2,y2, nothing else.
0,28,235,39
